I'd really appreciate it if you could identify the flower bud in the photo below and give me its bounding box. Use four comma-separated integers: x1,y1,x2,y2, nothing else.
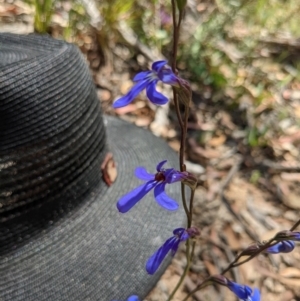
210,275,228,286
186,227,200,238
239,242,262,256
182,171,198,190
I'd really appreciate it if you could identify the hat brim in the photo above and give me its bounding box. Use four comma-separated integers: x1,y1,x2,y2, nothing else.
0,115,185,300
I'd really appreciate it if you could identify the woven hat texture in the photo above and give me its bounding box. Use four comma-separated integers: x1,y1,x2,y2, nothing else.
0,33,185,300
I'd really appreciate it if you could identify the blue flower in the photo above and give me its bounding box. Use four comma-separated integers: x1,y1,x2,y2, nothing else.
266,241,295,254
146,228,191,275
117,160,186,213
112,295,140,301
113,61,178,108
227,281,260,301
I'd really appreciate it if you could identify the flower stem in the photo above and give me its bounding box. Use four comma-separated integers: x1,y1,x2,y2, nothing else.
167,239,192,301
168,3,195,301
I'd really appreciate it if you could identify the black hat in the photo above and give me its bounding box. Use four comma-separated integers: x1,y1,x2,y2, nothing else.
0,33,184,300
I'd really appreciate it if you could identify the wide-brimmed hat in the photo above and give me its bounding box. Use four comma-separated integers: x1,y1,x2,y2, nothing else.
0,33,184,300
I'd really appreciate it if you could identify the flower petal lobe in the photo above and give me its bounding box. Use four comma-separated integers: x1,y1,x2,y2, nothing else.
135,167,155,181
146,81,168,105
146,236,178,274
117,181,157,213
154,183,179,211
113,80,149,108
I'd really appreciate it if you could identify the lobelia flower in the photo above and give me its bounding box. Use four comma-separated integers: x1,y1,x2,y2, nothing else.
265,240,295,254
146,227,199,275
227,280,260,301
113,61,179,108
117,160,187,213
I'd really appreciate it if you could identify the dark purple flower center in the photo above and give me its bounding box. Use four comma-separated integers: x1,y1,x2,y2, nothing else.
155,172,166,182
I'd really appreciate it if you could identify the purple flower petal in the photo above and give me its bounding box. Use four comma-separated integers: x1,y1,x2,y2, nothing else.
290,232,300,240
266,241,295,254
117,180,157,213
135,167,155,181
154,182,179,211
251,289,261,301
146,81,168,105
133,71,151,82
166,170,186,184
157,68,178,85
163,168,175,180
113,80,149,108
146,236,179,274
156,160,167,172
173,228,190,242
152,60,167,72
227,281,253,300
173,228,186,236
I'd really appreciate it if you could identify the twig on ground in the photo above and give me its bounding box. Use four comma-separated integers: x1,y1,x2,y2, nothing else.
261,159,300,171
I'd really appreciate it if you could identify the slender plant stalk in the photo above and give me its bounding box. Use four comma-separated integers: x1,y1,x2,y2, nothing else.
167,239,192,301
290,218,300,231
188,189,195,228
168,2,196,300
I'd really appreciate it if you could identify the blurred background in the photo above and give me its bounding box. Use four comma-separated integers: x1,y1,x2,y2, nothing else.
1,0,300,300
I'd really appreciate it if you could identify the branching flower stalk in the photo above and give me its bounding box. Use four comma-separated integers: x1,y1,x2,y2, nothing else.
182,225,300,301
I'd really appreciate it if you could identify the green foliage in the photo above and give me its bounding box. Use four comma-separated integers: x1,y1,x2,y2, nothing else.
250,169,261,185
25,0,55,33
178,0,300,147
64,2,90,40
100,0,135,27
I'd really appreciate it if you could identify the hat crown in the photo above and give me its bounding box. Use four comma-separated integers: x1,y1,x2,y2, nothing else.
0,34,107,242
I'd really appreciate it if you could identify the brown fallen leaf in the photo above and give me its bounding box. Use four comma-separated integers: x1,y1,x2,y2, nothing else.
280,267,300,278
281,172,300,181
278,183,300,210
114,103,138,115
207,134,226,147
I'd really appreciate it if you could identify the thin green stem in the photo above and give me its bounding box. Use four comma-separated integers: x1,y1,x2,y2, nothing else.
188,189,195,228
220,238,277,275
167,239,191,301
181,279,211,301
181,183,190,226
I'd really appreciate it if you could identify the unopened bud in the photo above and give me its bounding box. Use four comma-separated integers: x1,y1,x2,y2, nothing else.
240,242,262,256
182,171,197,190
187,227,200,238
210,275,228,286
